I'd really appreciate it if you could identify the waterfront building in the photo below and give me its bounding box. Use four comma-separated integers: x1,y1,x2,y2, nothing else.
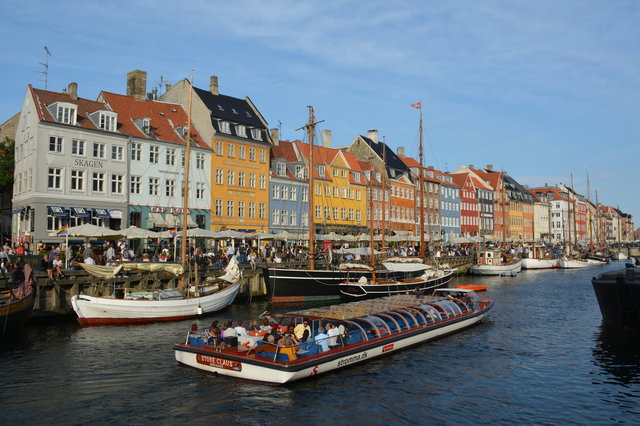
99,75,211,230
399,156,441,240
529,192,552,242
530,186,571,245
12,83,128,244
269,137,309,234
294,140,367,235
452,165,495,239
162,76,271,233
450,173,479,237
427,168,460,242
342,131,415,236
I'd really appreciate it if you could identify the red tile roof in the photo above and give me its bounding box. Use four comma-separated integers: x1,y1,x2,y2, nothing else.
30,85,110,131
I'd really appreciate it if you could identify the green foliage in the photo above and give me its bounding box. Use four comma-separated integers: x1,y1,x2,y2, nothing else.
0,137,14,188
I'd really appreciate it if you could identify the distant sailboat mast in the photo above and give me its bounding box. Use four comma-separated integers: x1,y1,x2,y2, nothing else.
180,71,194,269
417,103,425,258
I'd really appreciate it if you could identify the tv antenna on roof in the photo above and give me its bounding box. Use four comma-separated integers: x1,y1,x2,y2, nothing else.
38,46,51,90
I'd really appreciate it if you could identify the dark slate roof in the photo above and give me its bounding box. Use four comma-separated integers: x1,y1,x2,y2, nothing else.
359,135,410,176
193,87,266,129
503,174,533,203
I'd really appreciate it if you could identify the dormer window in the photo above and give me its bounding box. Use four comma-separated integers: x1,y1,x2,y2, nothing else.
99,112,117,132
276,162,286,176
142,118,151,135
251,128,262,140
54,102,77,125
376,172,381,181
318,165,326,177
354,172,361,183
236,125,246,137
217,105,224,111
219,121,230,133
232,108,238,115
245,111,252,118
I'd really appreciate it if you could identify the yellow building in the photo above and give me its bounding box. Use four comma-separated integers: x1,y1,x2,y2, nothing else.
162,76,272,232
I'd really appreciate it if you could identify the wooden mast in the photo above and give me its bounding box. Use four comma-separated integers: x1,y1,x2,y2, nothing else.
418,106,425,258
567,186,573,257
180,72,194,269
586,172,594,250
296,106,324,270
381,136,386,259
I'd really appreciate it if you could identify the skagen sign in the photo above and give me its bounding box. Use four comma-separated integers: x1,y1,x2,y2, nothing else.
74,159,104,168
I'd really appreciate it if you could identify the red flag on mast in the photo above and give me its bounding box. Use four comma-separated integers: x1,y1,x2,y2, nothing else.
411,102,422,109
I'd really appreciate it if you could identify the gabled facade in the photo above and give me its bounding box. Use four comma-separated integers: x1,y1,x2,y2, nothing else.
429,168,460,241
399,156,441,239
450,173,479,237
162,76,271,232
100,81,211,231
12,83,128,243
528,192,552,242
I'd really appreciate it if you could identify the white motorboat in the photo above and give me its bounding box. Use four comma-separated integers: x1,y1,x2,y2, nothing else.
558,258,590,269
470,250,521,276
521,258,559,269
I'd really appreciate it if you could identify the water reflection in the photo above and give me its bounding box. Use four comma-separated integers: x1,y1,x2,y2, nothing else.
592,324,640,386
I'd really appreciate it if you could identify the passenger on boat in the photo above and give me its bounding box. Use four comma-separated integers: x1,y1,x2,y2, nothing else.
327,323,341,349
234,320,247,336
294,320,311,340
314,327,330,353
259,318,272,331
248,320,260,331
278,336,297,361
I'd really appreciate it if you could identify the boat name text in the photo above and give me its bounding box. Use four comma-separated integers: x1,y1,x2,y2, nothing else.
337,352,368,367
196,354,242,371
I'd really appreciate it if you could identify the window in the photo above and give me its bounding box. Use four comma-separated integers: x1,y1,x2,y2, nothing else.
238,201,245,218
290,187,297,200
295,165,304,179
238,146,246,160
316,183,321,196
72,139,85,156
252,128,263,141
325,185,330,196
302,212,308,227
131,142,141,161
277,163,286,176
281,210,288,225
166,148,176,165
228,143,235,158
342,187,348,198
196,153,205,169
341,208,347,220
142,118,151,134
249,202,255,218
216,141,224,156
92,172,105,192
356,210,361,222
333,207,339,220
49,136,62,153
315,205,321,219
333,186,339,198
111,174,124,194
260,174,266,189
165,179,175,197
273,209,280,225
215,199,223,216
216,168,223,185
219,121,230,133
149,177,159,195
100,112,116,131
236,125,246,137
196,182,205,199
290,211,297,226
302,188,308,202
349,188,354,199
149,145,159,163
249,148,256,161
273,185,281,200
259,202,265,219
333,169,339,177
56,104,75,124
227,200,234,217
318,165,325,177
324,206,330,219
130,175,141,194
48,168,62,189
70,170,85,191
227,170,235,186
349,208,354,221
92,143,106,159
111,145,124,161
249,173,256,188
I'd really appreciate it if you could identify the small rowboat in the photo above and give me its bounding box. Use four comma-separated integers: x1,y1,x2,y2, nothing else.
456,284,487,292
175,288,493,384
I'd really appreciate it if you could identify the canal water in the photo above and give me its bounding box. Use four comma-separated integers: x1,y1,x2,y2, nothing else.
2,262,639,424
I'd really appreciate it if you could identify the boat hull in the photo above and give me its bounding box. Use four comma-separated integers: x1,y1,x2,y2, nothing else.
592,268,640,330
470,260,522,276
521,258,559,269
0,292,35,338
338,270,454,298
174,303,491,384
558,259,590,269
71,282,240,326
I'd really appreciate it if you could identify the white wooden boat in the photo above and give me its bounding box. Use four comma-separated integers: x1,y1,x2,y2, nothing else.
470,250,521,276
174,288,493,384
611,252,628,261
521,258,559,269
382,257,432,273
71,257,241,326
558,258,590,269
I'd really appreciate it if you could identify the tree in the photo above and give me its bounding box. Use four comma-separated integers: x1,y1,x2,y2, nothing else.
0,137,14,188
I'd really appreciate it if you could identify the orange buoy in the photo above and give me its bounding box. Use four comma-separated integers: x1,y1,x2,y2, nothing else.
456,284,487,292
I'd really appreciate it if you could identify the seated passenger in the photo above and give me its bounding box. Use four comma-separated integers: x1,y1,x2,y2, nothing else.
248,320,260,331
259,318,272,332
234,320,247,336
314,327,330,352
294,319,311,340
279,336,297,361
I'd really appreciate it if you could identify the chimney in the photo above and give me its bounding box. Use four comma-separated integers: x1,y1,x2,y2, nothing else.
127,70,147,101
68,82,78,100
368,129,379,143
397,146,405,157
468,164,474,169
486,164,494,171
210,76,219,95
165,82,172,93
270,128,280,146
321,129,332,148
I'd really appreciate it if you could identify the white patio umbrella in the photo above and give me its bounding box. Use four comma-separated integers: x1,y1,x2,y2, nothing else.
49,223,124,239
120,226,162,239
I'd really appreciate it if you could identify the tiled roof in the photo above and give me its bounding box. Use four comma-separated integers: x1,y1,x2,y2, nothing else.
271,140,300,163
100,91,208,149
359,135,410,174
398,155,420,169
31,85,111,132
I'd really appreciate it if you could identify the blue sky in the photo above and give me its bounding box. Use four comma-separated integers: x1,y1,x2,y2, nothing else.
1,1,639,222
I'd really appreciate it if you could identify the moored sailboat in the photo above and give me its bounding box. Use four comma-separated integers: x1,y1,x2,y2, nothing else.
1,265,35,339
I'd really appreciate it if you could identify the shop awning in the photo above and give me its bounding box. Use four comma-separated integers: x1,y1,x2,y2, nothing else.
93,208,111,219
47,206,67,217
148,212,167,227
71,207,90,217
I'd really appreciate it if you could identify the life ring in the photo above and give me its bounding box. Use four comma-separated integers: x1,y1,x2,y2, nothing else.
478,258,485,264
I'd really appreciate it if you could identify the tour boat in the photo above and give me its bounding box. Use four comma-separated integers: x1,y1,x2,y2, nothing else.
0,265,34,339
174,288,493,384
592,261,640,330
71,257,242,326
470,250,521,276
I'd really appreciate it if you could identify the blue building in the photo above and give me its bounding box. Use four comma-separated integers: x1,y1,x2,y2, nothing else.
432,172,460,242
269,140,309,234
